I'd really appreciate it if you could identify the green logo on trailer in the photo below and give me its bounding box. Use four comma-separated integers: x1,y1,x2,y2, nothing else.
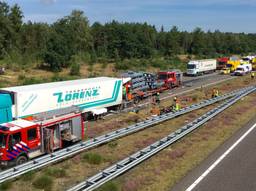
53,89,100,103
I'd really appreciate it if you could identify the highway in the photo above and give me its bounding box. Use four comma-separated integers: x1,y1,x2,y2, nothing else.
171,116,256,191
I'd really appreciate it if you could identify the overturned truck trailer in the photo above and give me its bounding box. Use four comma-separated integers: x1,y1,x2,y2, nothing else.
0,77,122,123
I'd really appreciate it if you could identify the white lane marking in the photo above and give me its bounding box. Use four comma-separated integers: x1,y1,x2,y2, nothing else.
186,122,256,191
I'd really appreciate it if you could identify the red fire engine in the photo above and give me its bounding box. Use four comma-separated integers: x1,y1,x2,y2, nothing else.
0,108,84,166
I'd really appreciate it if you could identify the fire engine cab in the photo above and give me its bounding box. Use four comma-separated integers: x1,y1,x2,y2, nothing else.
0,108,84,166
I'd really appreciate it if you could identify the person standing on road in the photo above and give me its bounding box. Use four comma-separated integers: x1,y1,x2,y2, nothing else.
155,92,160,104
123,86,127,100
173,96,177,107
215,89,219,97
127,85,133,101
212,88,219,98
173,96,177,103
251,71,255,79
172,96,180,111
212,88,216,98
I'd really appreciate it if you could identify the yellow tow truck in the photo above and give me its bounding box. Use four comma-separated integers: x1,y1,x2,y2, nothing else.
221,60,240,74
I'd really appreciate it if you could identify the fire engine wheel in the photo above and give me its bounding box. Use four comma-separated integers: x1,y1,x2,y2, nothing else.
16,155,28,166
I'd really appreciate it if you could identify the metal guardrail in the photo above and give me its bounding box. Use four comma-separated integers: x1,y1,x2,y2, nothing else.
67,86,256,191
0,86,254,184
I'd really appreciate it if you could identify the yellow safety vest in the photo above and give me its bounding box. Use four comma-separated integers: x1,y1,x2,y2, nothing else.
175,103,180,111
215,90,219,97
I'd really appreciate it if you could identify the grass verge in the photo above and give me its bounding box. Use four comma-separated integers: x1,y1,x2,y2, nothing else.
95,181,121,191
44,167,67,178
32,175,53,191
0,181,12,191
82,153,105,165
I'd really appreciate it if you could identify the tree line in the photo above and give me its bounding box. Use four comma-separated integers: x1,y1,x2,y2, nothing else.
0,2,256,72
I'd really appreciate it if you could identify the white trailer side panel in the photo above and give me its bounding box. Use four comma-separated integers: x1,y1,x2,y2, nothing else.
2,77,122,118
197,59,217,73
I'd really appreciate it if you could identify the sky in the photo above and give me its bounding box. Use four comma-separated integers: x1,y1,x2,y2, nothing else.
6,0,256,33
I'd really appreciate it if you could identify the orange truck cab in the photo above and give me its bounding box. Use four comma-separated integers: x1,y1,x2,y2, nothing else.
217,57,229,70
157,70,183,88
0,111,84,167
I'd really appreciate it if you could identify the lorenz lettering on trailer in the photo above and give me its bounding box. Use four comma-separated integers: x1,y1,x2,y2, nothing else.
53,88,100,103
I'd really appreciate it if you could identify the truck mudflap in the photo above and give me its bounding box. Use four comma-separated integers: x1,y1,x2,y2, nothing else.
0,160,11,168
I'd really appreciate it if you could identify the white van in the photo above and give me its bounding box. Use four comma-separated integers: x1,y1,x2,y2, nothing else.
234,64,252,76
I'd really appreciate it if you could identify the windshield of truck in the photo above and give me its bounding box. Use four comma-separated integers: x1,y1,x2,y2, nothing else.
158,74,167,80
226,64,232,68
230,56,238,61
0,133,7,148
236,68,244,71
187,64,196,69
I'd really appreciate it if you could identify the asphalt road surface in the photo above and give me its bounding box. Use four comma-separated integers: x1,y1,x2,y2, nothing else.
171,115,256,191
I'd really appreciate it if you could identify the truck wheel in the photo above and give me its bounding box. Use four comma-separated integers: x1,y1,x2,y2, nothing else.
134,97,140,104
16,155,28,166
169,83,174,89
